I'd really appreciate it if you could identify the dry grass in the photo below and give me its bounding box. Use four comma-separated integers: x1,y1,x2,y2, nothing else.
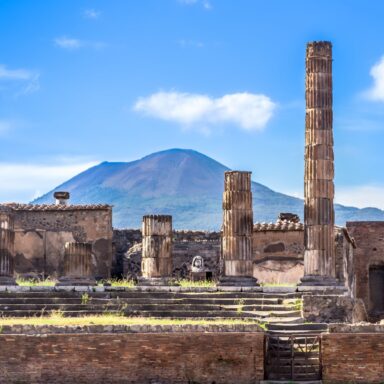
0,314,262,327
101,279,136,287
177,279,216,288
16,278,56,286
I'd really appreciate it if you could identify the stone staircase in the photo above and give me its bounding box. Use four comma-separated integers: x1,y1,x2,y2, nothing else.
0,290,305,323
0,289,329,382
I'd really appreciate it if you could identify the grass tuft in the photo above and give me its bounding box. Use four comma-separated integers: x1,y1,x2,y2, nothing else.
100,279,136,287
177,279,216,288
16,278,57,286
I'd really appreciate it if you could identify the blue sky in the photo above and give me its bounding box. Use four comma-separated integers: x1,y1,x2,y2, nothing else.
1,0,384,208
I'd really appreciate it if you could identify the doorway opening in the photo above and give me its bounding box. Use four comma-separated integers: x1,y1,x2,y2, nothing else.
369,265,384,312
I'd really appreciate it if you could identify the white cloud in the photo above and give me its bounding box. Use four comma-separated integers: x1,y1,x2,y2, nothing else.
83,9,101,19
0,64,40,95
178,39,204,48
0,65,33,80
0,161,98,203
54,37,83,50
335,185,384,210
364,56,384,101
178,0,212,10
54,36,106,51
134,91,276,132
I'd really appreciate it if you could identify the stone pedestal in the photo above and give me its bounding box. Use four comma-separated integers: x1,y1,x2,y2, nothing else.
0,209,16,285
301,41,338,287
57,242,96,286
219,171,258,286
138,215,176,286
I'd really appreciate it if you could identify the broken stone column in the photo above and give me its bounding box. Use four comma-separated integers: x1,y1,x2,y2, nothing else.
301,41,338,286
139,215,174,285
219,171,258,286
0,208,16,285
57,242,96,286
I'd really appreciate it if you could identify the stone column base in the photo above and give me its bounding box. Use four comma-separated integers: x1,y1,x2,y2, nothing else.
218,276,259,287
56,277,96,286
137,277,179,286
0,276,17,285
299,274,340,286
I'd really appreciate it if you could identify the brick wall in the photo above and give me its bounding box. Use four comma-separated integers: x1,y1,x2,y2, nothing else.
346,221,384,314
322,333,384,383
0,332,264,384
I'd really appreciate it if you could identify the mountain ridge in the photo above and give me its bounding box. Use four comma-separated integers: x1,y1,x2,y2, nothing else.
33,148,384,230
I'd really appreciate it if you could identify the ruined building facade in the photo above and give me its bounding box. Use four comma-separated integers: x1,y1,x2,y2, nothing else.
0,41,384,320
1,200,113,280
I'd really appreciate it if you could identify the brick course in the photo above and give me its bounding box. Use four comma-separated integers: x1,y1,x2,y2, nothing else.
0,332,264,384
322,333,384,383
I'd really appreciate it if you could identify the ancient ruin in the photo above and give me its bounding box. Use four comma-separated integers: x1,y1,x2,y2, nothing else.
0,206,16,285
138,214,174,285
301,41,338,286
57,242,96,286
219,171,258,286
0,41,384,383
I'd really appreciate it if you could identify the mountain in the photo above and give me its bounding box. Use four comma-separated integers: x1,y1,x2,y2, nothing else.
33,148,384,230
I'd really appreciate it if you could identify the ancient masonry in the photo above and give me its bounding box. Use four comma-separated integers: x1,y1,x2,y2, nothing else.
0,207,16,285
219,171,258,286
301,41,337,286
57,242,96,286
139,215,173,285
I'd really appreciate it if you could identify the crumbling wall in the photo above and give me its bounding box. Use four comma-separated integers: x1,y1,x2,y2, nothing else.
346,221,384,318
252,227,304,284
117,225,354,285
10,206,113,279
302,295,367,323
114,229,221,279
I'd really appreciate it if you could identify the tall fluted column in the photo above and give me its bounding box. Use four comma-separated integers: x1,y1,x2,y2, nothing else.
0,208,17,285
301,41,337,286
219,171,258,286
139,215,175,285
57,242,96,286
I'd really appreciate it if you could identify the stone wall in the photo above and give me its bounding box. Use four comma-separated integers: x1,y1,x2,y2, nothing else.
116,226,354,285
302,295,367,323
252,226,304,284
114,229,221,279
335,227,355,294
112,229,141,277
7,205,113,279
0,331,264,384
322,332,384,383
346,221,384,318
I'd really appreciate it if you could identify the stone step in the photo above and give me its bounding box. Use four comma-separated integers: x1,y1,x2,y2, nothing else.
265,374,321,381
0,291,302,300
0,297,285,306
261,381,322,384
0,304,125,311
0,310,122,317
0,303,293,311
267,323,328,332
